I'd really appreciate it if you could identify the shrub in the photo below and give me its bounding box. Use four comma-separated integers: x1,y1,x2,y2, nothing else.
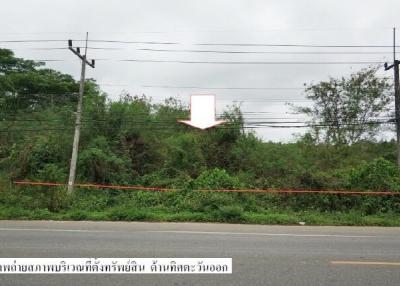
218,205,244,221
349,158,400,191
78,137,131,184
194,168,242,189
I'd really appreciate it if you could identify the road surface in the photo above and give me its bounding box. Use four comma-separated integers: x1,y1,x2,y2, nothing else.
0,220,399,285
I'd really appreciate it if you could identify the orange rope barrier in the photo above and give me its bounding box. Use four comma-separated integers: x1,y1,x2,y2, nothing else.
13,181,174,192
198,189,400,195
76,183,175,192
12,180,400,196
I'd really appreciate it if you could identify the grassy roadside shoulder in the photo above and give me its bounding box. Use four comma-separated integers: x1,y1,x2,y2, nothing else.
1,171,400,227
0,206,399,226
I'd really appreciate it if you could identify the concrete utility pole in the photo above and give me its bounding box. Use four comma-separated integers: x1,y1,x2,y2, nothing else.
385,27,400,167
67,33,95,194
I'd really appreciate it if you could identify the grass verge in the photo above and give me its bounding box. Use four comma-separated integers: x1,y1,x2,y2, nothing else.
0,206,399,226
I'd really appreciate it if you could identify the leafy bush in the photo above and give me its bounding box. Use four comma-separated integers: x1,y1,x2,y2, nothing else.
218,205,244,221
349,158,400,191
164,133,206,177
78,136,131,184
194,168,242,189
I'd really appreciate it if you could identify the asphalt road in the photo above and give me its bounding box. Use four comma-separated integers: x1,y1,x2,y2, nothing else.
0,220,399,286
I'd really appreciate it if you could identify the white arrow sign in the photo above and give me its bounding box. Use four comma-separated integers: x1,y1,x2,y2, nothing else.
178,95,225,130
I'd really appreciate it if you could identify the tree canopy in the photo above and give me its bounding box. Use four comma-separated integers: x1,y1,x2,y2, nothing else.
294,67,392,144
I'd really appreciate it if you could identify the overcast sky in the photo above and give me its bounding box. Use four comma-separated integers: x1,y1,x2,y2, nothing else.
1,0,399,141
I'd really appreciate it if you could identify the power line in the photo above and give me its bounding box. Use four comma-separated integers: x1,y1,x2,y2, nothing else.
24,47,122,50
0,28,394,35
0,40,67,43
2,117,392,124
8,58,387,65
1,95,311,103
88,39,178,45
137,48,394,55
2,38,400,48
119,59,384,65
2,109,290,116
195,43,400,48
0,27,396,36
6,46,398,55
1,118,394,132
29,59,65,62
0,39,178,45
142,85,304,90
22,58,385,65
1,124,394,133
231,100,310,102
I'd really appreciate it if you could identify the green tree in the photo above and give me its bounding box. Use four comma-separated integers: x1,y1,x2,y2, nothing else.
0,48,39,73
0,48,78,114
295,67,392,144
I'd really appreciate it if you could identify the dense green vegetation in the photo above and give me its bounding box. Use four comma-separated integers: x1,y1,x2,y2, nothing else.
1,48,400,225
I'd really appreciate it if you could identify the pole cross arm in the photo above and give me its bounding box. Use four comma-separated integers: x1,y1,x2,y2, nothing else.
384,62,395,70
68,40,95,68
385,60,400,70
